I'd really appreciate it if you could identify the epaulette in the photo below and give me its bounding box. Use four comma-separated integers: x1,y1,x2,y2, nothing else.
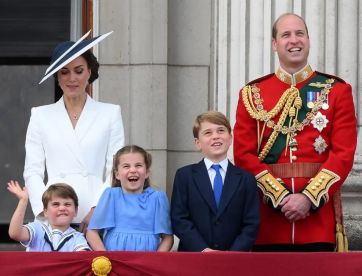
246,73,274,86
315,71,346,84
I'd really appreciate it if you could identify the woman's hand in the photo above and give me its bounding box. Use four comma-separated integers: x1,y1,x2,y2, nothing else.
79,207,95,233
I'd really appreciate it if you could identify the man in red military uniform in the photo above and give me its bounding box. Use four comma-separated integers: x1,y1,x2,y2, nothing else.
234,13,357,251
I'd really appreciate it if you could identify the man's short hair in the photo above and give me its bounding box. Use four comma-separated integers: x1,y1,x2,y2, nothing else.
272,13,309,39
193,111,231,139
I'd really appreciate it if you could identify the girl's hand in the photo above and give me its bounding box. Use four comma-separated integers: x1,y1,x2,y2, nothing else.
7,180,28,201
157,234,174,252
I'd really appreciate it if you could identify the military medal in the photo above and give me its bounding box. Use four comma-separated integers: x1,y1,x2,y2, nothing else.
311,111,329,132
307,91,316,109
322,95,329,110
313,135,328,154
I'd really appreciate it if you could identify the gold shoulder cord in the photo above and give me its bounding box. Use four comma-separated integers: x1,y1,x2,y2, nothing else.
242,85,301,160
241,78,334,161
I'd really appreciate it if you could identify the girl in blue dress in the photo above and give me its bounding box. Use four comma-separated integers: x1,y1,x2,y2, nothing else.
86,145,173,251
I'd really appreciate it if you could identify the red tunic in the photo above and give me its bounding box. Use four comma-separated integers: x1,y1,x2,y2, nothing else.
234,68,357,245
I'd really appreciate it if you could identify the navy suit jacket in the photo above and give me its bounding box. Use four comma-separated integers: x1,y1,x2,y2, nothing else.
171,160,260,251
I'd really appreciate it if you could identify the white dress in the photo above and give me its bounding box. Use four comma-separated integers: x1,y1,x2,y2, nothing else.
24,95,124,223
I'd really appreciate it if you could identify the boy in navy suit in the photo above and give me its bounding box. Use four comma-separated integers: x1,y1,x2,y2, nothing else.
171,111,259,252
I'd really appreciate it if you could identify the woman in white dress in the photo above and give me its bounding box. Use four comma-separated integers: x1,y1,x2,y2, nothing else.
24,31,124,230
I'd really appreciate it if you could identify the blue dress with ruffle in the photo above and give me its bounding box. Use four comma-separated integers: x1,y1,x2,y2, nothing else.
88,186,172,251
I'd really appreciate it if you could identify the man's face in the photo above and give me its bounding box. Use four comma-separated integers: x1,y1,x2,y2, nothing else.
194,121,232,163
272,14,310,73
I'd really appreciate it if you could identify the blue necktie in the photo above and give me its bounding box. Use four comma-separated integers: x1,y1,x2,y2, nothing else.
211,164,223,208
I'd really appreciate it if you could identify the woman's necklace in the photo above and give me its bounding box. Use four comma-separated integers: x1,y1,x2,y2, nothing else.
71,114,79,121
67,109,80,121
65,95,86,123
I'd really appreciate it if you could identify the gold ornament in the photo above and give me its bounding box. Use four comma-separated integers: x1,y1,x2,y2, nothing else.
289,106,296,117
294,96,302,109
92,256,112,276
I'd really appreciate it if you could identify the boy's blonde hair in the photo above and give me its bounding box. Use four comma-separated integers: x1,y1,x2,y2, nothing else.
192,111,232,138
111,145,152,189
42,183,78,209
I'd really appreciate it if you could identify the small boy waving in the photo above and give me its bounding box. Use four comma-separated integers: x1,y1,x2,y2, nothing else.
8,181,90,251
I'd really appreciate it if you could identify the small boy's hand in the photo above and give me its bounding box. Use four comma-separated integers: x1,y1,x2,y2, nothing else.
7,180,28,201
79,207,95,234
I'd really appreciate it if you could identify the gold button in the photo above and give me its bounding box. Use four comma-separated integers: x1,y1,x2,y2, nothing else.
291,155,297,161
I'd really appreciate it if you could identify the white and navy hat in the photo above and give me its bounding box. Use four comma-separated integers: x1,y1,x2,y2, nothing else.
39,30,113,84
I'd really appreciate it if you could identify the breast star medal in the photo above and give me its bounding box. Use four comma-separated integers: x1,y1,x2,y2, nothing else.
311,111,329,132
313,135,328,154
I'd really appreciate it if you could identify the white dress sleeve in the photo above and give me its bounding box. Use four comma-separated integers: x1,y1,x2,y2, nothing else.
23,108,46,217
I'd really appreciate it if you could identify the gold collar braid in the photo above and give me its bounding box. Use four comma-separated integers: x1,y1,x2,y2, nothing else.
276,64,313,85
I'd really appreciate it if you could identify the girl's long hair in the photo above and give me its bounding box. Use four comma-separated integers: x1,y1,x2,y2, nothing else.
111,145,152,189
